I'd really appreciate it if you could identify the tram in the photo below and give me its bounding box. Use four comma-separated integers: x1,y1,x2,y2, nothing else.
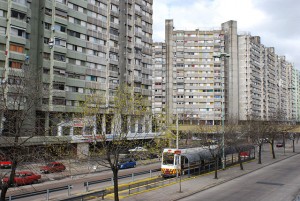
161,145,255,177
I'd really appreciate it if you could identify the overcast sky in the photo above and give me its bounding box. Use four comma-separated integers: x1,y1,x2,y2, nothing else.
153,0,299,69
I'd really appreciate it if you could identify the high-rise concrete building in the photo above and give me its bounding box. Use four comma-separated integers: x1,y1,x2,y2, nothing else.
0,0,153,136
153,19,227,125
238,35,295,121
153,19,298,125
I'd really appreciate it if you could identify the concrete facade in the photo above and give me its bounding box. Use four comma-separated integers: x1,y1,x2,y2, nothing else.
153,19,227,125
153,19,299,124
0,0,153,136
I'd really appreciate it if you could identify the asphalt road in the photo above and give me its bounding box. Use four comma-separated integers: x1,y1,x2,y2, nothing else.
180,154,300,201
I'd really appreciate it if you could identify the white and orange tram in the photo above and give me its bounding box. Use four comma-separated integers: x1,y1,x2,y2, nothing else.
161,145,255,178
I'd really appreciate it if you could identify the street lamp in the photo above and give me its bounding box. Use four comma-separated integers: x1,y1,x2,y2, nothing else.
213,52,230,169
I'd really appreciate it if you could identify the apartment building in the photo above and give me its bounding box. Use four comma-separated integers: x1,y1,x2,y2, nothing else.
153,19,298,125
0,0,153,136
153,19,228,126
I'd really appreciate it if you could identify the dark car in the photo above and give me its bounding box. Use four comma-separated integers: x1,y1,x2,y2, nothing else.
118,159,136,169
2,171,41,186
40,162,66,173
276,143,284,148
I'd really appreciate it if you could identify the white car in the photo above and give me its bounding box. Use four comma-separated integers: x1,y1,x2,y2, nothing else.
129,147,148,152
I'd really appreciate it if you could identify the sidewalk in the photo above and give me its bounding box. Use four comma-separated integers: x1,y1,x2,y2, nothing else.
102,145,299,201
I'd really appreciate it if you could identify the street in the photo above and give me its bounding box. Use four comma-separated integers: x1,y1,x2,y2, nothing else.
180,153,300,201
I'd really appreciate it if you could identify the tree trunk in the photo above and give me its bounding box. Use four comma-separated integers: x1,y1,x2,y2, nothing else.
1,160,17,201
258,145,262,164
238,154,243,170
214,157,218,179
293,139,295,153
112,168,119,201
271,139,276,159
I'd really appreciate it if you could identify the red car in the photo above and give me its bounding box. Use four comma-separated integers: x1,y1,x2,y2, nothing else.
40,162,66,173
2,171,41,186
0,161,12,169
240,152,249,158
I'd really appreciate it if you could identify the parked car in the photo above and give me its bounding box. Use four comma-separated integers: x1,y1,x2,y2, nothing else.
2,171,41,186
40,162,66,173
0,161,12,169
129,147,148,152
276,143,284,148
118,159,136,169
240,152,249,158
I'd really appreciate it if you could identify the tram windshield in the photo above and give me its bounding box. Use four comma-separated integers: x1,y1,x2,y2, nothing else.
163,153,174,165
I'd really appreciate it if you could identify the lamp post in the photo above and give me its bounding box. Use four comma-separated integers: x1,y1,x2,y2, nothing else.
213,52,230,169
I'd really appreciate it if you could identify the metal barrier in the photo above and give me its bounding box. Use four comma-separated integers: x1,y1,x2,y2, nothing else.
60,190,106,201
6,185,72,201
83,169,160,192
5,168,160,201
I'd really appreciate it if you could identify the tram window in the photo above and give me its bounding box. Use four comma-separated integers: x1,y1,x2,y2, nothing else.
163,153,174,165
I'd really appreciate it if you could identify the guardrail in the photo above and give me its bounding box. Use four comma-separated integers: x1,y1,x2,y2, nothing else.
5,169,160,201
60,190,106,201
6,185,72,201
83,169,160,192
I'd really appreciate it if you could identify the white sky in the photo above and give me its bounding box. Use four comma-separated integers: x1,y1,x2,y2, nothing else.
153,0,300,69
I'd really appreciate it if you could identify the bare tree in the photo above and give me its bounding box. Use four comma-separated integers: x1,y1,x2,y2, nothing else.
244,119,270,164
81,85,151,201
194,127,223,179
224,119,249,170
0,64,43,200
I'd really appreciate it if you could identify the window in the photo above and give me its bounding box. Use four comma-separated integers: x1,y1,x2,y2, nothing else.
67,86,84,93
135,37,142,44
8,76,22,85
0,10,7,17
44,37,49,44
109,52,118,61
110,28,119,36
10,44,24,53
44,22,51,30
12,0,26,5
53,82,65,90
9,61,23,69
54,23,66,32
11,27,25,38
11,10,26,20
68,30,80,38
110,16,119,24
54,53,66,62
45,8,52,16
43,53,50,60
55,9,67,18
56,0,66,4
52,97,65,105
54,38,66,47
111,4,118,12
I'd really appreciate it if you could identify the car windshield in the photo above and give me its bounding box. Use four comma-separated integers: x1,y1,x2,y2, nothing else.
163,153,174,165
46,163,54,167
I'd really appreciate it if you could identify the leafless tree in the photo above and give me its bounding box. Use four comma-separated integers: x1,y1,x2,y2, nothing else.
224,119,249,170
0,64,43,200
81,85,152,201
